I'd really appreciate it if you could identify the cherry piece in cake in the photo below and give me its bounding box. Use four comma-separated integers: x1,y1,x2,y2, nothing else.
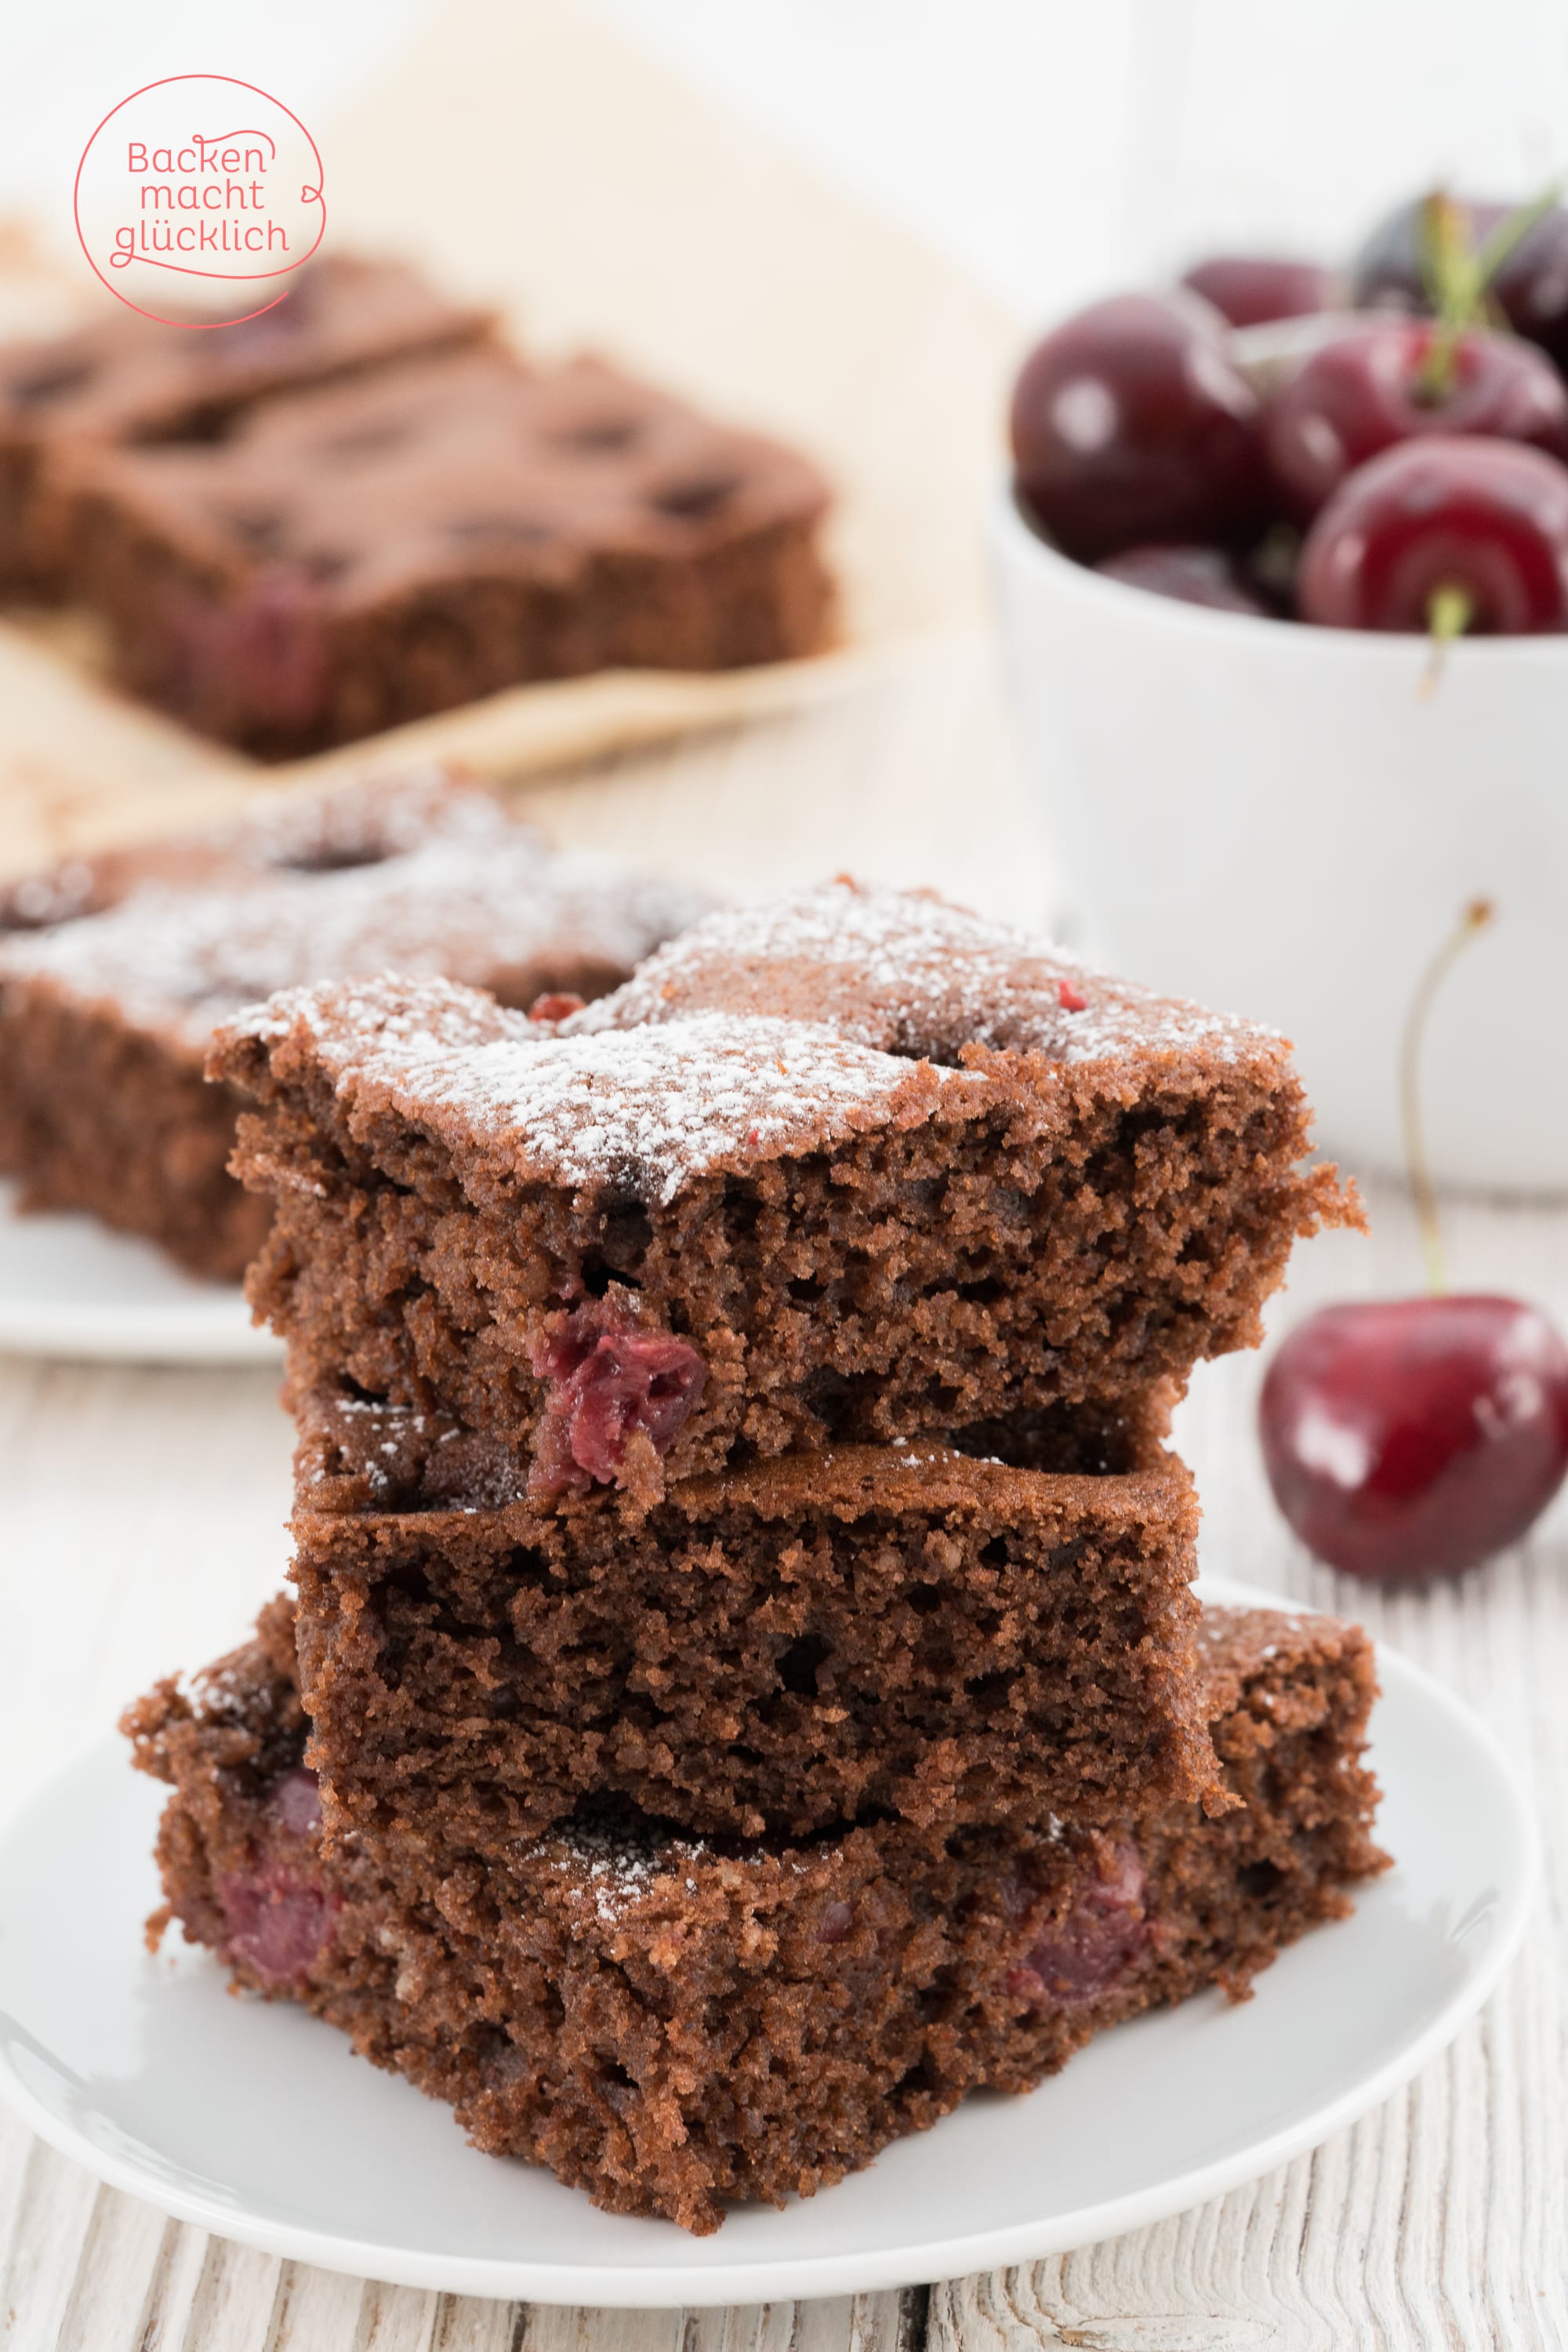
216,1860,339,1986
528,1301,708,1497
1006,1839,1150,2006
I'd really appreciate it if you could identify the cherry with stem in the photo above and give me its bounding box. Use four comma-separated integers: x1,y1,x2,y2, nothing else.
1297,435,1568,644
1412,186,1561,402
1259,900,1568,1584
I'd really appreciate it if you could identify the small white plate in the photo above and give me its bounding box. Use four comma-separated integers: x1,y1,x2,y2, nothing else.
0,1577,1535,2307
0,1180,280,1365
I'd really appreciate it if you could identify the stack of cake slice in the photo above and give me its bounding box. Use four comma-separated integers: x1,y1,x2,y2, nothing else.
126,881,1386,2233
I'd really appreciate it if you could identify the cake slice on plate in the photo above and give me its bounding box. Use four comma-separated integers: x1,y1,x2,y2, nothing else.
124,1595,1385,2236
0,767,710,1279
53,347,835,754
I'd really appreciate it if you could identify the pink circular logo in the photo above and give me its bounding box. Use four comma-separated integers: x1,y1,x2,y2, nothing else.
74,74,325,328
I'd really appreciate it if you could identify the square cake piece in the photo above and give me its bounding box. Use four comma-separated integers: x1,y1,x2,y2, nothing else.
125,1595,1386,2234
0,253,495,593
57,347,834,755
288,1396,1218,1842
0,767,710,1279
214,881,1353,1495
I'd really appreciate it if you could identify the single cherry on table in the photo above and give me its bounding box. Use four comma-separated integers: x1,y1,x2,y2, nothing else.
1297,434,1568,634
1181,255,1331,328
1009,291,1269,563
1260,1296,1568,1582
1259,899,1568,1584
1265,321,1568,520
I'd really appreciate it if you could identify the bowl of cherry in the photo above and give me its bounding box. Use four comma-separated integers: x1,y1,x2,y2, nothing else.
992,192,1568,1195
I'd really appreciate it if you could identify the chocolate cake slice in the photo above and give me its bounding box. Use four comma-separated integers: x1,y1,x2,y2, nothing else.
55,346,833,755
287,1394,1216,1842
213,882,1353,1495
0,768,710,1279
125,1595,1386,2235
0,253,495,593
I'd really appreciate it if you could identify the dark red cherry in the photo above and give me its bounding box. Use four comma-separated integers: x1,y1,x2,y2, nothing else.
1181,256,1332,329
1352,194,1568,372
1352,194,1507,313
528,1302,707,1497
1094,543,1272,614
1010,292,1269,563
1259,1296,1568,1582
1266,321,1568,519
1298,435,1568,633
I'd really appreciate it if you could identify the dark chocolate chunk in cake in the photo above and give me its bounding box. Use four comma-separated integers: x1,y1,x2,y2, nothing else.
0,767,710,1280
124,1595,1385,2235
213,882,1353,1490
55,347,834,754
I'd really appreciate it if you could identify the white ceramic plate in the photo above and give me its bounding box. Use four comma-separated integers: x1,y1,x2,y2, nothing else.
0,1180,280,1365
0,1576,1535,2307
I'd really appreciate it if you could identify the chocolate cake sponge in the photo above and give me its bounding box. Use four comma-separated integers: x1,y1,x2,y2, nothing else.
125,1596,1386,2234
0,767,710,1280
214,880,1354,1497
0,253,495,593
55,346,834,756
289,1397,1217,1842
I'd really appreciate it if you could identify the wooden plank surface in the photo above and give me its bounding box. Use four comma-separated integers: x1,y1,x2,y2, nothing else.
1,640,1563,2348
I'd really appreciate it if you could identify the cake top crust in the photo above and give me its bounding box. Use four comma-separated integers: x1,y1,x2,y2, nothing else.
213,876,1301,1202
223,969,975,1201
64,346,831,608
566,877,1283,1072
0,253,494,448
0,768,710,1053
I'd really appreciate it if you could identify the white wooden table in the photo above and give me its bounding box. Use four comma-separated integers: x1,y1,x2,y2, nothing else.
2,641,1563,2349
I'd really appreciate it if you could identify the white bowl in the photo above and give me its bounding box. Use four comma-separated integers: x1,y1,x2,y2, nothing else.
989,478,1568,1195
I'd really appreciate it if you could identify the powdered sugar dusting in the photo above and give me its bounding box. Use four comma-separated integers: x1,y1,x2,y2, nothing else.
523,1818,709,1925
0,770,709,1049
241,975,983,1203
571,879,1275,1068
517,1816,815,1925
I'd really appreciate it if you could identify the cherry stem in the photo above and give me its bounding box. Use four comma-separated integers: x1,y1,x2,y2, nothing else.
1419,583,1472,697
1399,898,1495,1294
1414,183,1562,402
